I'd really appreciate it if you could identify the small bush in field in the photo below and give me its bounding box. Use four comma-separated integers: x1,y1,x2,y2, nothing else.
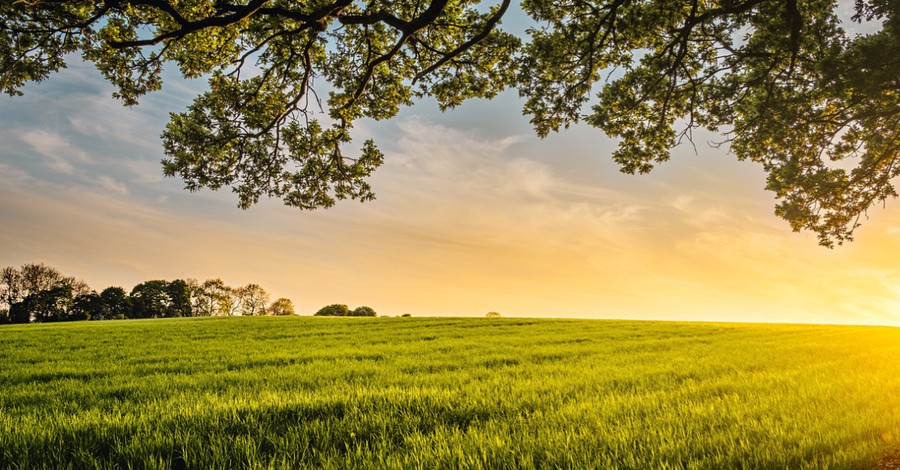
268,298,295,316
314,304,350,316
350,306,377,317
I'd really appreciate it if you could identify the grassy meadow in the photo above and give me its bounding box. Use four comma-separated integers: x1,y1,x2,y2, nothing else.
1,316,899,469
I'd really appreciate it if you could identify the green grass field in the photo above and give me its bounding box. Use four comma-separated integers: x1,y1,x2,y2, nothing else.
1,317,899,469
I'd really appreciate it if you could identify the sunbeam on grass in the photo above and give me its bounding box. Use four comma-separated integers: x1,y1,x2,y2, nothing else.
1,316,899,468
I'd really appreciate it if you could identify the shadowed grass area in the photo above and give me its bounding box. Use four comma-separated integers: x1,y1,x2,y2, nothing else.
1,316,899,468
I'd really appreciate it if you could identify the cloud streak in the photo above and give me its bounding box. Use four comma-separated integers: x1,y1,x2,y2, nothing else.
18,129,91,174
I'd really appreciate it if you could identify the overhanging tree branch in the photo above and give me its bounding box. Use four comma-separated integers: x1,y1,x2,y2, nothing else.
2,0,898,246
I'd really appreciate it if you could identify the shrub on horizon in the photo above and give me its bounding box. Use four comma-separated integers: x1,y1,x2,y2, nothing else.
350,306,377,317
269,298,295,316
315,304,350,317
485,311,502,318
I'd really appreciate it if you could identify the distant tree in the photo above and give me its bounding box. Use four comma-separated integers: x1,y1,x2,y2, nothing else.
236,284,269,316
2,263,61,316
1,266,23,312
193,279,228,317
99,287,130,320
19,263,64,297
130,280,172,319
401,313,412,318
350,306,377,317
485,311,502,318
315,304,350,317
167,279,194,317
28,285,74,322
268,298,295,316
184,277,200,307
62,276,92,297
70,292,102,321
193,278,234,316
8,300,30,324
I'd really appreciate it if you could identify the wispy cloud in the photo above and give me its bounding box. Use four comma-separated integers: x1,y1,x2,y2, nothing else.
0,162,32,185
67,93,162,151
18,129,91,174
96,175,129,195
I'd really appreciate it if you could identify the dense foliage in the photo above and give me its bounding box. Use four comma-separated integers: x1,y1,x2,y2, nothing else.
0,262,292,323
314,304,379,316
268,297,296,316
350,305,378,317
0,317,898,467
2,1,897,246
314,304,351,317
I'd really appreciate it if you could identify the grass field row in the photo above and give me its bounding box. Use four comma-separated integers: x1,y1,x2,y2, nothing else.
1,317,899,468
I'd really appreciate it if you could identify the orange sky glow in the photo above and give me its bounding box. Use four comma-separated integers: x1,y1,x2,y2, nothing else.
1,60,899,327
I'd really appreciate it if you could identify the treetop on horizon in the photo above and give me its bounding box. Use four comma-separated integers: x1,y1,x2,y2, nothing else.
2,0,897,247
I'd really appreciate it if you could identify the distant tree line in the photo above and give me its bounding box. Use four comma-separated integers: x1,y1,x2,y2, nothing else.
0,263,295,324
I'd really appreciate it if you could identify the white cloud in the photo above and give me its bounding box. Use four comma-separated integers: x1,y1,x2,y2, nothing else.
97,175,129,195
67,93,162,151
378,119,644,222
18,129,91,174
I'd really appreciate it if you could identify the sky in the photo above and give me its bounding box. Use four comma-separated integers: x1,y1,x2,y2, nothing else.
1,12,899,326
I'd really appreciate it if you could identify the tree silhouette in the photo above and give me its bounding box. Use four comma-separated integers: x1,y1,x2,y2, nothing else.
315,304,351,317
350,306,377,317
268,298,295,316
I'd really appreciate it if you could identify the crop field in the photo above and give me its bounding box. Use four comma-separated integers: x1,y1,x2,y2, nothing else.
1,317,899,469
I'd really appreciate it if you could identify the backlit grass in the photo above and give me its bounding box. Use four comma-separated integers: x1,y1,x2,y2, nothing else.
1,317,899,468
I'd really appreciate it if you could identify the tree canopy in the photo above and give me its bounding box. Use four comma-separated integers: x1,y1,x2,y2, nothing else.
268,297,295,316
2,0,897,246
315,304,351,316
